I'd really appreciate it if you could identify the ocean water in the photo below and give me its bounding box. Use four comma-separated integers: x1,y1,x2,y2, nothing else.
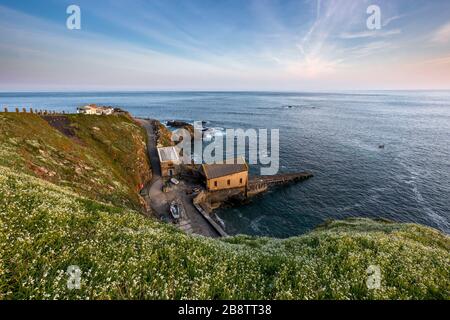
1,91,449,237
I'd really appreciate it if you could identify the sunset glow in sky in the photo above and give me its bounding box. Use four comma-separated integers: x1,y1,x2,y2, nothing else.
1,0,450,91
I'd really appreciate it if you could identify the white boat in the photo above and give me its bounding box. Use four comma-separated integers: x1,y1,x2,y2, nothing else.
170,200,181,221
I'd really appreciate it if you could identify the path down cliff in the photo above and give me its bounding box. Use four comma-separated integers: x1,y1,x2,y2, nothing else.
136,118,220,237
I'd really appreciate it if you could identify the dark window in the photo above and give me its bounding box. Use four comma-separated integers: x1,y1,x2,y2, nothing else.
227,179,231,186
214,181,218,187
239,178,243,184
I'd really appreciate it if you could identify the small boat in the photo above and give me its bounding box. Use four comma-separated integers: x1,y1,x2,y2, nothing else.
378,144,385,149
170,201,181,221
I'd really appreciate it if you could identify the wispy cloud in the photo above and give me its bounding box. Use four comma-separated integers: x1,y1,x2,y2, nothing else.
339,29,402,39
342,40,399,61
431,21,450,44
0,5,239,90
0,0,450,90
422,55,450,65
383,15,404,27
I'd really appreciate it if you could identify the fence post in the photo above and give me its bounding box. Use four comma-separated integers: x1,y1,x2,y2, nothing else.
3,107,7,113
15,107,19,113
22,107,26,113
30,108,34,114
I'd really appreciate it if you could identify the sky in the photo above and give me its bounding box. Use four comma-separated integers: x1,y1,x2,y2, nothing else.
0,0,450,91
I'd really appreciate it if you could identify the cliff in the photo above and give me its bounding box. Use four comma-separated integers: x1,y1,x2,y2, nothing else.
0,113,151,211
0,113,448,300
155,120,175,147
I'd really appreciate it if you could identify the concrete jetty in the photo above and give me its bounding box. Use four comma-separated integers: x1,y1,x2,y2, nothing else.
248,172,313,196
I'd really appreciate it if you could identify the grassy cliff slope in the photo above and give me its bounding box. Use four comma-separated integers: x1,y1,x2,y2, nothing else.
0,113,151,210
0,166,448,300
0,114,448,300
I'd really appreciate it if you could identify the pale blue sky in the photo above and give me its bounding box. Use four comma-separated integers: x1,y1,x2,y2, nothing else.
1,0,450,91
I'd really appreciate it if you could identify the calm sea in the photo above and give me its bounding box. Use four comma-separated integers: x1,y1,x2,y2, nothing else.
1,91,449,237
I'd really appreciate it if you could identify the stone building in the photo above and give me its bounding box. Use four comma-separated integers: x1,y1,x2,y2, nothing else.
201,158,249,192
77,104,114,115
157,146,181,177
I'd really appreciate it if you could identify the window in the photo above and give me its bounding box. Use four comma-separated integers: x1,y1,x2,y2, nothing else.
239,178,243,184
227,179,231,186
214,181,218,187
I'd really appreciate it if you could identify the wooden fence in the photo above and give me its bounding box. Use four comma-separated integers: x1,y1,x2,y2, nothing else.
1,107,67,115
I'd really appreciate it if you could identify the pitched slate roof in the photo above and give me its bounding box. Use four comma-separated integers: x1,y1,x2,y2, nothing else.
202,158,248,179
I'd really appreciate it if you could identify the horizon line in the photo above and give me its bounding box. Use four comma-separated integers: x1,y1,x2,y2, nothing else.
2,89,450,94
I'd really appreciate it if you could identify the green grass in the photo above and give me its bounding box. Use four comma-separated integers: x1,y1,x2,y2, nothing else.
155,120,175,147
0,114,449,300
0,166,448,300
0,113,151,211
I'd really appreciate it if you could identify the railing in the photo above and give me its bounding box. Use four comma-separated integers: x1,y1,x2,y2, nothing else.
1,107,69,115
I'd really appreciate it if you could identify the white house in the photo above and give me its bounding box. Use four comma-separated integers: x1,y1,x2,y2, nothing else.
77,104,114,115
157,146,181,177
